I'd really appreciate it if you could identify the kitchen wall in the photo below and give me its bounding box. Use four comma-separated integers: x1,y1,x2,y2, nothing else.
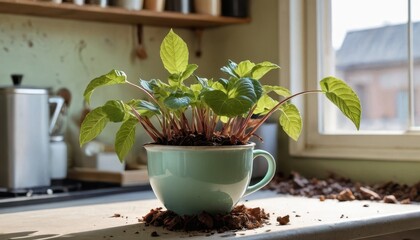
0,0,279,166
3,1,417,185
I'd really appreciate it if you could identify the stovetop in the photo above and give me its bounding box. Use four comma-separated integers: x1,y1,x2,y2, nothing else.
0,179,151,208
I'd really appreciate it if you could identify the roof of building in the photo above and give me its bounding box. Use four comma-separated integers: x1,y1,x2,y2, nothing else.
336,22,420,70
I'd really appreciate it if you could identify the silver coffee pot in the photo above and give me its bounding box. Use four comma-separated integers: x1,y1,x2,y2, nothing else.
0,75,64,189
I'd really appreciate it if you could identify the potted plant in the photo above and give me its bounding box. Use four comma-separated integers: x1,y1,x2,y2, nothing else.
80,30,361,215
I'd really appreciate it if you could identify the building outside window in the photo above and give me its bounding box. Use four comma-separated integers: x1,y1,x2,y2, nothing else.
290,0,420,161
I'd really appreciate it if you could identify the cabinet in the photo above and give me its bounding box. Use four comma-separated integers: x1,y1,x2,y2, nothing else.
0,0,250,28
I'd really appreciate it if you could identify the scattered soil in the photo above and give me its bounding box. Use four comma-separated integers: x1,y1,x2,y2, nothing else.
276,215,290,225
265,172,420,204
141,205,269,232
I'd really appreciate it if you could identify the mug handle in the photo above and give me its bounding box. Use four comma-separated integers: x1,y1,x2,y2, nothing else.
244,149,276,196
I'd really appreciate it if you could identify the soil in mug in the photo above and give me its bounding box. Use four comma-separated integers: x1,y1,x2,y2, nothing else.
154,132,246,146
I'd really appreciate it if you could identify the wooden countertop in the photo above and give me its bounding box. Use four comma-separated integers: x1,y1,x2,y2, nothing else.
1,190,420,239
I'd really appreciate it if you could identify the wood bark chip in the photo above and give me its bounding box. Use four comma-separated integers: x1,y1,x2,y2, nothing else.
337,189,356,201
383,195,398,204
359,187,381,200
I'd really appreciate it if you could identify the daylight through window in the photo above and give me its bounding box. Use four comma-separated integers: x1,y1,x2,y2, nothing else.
321,0,420,133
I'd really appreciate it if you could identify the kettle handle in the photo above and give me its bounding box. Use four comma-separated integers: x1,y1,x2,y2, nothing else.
49,96,65,134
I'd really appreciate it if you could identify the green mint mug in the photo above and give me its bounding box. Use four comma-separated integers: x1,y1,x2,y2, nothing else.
144,142,276,215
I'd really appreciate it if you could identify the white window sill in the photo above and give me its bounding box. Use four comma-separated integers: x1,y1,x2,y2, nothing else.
1,190,420,239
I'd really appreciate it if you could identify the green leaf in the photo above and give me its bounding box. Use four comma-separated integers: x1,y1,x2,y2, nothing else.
190,83,203,97
126,99,160,118
79,107,109,146
103,100,126,122
234,60,255,78
203,78,258,117
250,78,263,99
251,61,280,80
115,117,138,162
220,60,239,78
180,64,198,82
83,70,127,105
195,76,210,88
160,29,188,74
220,116,229,123
279,103,302,141
139,79,158,93
320,77,362,130
164,92,191,109
212,81,227,93
140,79,170,100
263,85,291,97
168,73,180,87
136,100,160,114
254,95,279,115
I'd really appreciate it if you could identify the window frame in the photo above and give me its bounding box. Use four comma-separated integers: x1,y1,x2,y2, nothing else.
285,0,420,161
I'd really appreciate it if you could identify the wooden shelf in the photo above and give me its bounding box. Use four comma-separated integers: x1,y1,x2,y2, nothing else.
0,0,251,28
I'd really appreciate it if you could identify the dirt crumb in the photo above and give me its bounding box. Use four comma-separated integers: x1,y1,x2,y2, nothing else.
276,215,290,225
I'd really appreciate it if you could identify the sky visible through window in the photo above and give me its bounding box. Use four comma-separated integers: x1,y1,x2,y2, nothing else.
324,0,420,132
332,0,420,50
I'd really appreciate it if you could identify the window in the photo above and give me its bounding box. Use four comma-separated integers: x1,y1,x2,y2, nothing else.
288,0,420,161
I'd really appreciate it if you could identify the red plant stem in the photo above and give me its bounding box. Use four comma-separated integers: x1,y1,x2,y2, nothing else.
235,105,257,137
222,118,232,136
125,81,160,108
191,107,197,132
206,111,217,140
138,120,158,142
181,112,191,132
242,90,323,142
130,106,163,141
143,117,165,139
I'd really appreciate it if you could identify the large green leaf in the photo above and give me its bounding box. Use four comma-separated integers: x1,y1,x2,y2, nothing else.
250,78,263,99
279,103,302,141
160,29,188,74
79,107,109,146
254,95,279,115
251,61,280,80
83,70,127,105
263,85,291,97
203,78,258,117
164,92,191,109
320,77,362,130
103,100,126,122
115,117,138,162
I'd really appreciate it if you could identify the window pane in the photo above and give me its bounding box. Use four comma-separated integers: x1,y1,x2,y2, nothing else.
323,0,411,132
413,0,420,127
